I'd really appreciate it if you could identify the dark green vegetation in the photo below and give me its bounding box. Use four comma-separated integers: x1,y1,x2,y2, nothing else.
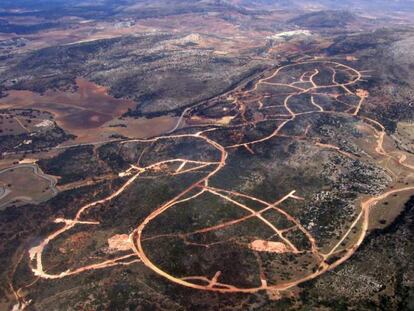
38,145,109,185
0,20,59,35
0,128,72,155
300,196,414,310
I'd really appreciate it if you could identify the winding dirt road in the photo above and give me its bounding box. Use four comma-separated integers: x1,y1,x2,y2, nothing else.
12,59,414,307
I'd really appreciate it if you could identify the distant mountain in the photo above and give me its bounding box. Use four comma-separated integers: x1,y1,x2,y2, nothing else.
0,0,251,19
119,0,250,16
315,0,414,11
1,0,414,20
229,0,414,12
288,10,357,28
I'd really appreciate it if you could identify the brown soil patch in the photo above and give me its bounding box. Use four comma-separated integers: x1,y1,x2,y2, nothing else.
356,89,369,98
0,78,135,130
0,79,181,143
107,234,132,252
249,240,290,253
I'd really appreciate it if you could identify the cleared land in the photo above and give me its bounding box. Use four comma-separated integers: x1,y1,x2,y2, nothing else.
19,60,414,303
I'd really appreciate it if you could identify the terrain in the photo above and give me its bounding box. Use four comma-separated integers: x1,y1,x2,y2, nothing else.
0,1,413,310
